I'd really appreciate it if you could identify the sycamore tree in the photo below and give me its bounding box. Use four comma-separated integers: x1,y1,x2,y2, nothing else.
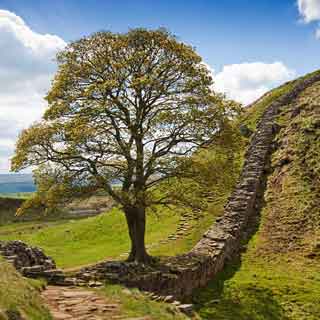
12,29,235,263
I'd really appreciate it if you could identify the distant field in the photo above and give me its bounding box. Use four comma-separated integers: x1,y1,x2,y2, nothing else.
0,192,33,199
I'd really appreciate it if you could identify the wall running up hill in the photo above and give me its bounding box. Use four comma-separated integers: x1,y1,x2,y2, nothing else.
77,72,320,300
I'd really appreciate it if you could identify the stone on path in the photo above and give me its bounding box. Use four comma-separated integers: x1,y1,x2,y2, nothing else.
42,286,121,320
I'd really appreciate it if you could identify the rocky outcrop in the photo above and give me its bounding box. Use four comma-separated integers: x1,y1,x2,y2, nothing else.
75,72,320,300
0,240,65,284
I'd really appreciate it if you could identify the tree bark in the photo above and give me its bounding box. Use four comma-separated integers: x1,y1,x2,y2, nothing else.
124,206,152,263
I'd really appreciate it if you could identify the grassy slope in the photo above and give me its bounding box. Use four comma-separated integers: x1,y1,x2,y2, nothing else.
0,207,181,268
154,202,225,257
0,208,195,319
101,285,191,320
0,259,51,319
194,75,320,319
0,184,234,270
0,137,237,320
3,72,319,319
0,129,241,269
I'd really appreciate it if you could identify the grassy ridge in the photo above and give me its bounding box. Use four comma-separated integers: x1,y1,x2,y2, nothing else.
193,74,320,320
194,235,320,320
242,69,320,131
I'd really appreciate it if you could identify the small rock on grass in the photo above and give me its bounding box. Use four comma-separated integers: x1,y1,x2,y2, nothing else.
177,304,194,316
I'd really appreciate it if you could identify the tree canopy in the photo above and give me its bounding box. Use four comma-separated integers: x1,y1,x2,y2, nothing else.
12,28,238,262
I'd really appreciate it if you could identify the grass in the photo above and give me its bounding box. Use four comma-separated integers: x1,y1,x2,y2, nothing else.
0,207,181,269
1,70,319,319
193,71,320,320
0,192,33,199
153,202,224,257
193,234,320,320
241,80,296,131
241,69,320,132
0,201,227,269
0,259,51,319
258,79,320,254
100,285,192,320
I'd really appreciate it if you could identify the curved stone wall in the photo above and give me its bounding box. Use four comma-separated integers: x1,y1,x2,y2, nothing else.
76,72,320,300
8,72,318,301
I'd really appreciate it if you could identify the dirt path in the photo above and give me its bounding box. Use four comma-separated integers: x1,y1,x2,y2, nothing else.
42,286,122,320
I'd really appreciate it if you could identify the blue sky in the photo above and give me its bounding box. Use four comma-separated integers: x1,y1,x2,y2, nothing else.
1,0,319,73
0,0,320,173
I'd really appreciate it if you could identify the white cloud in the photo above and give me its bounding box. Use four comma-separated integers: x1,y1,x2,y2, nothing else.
0,10,297,173
298,0,320,23
210,62,295,105
297,0,320,38
0,10,66,173
0,139,15,173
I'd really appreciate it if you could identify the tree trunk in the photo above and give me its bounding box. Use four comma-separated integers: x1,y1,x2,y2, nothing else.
124,206,152,263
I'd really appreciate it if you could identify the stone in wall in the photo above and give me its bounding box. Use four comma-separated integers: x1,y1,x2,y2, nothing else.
0,240,65,284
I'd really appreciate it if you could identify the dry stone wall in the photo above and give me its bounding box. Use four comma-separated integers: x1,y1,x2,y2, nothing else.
3,73,320,301
0,240,65,284
77,72,320,300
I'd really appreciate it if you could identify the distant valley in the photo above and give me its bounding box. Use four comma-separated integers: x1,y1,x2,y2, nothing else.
0,174,35,193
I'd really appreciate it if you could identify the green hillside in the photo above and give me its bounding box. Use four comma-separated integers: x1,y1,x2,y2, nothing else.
0,207,180,268
0,72,319,319
194,74,320,319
